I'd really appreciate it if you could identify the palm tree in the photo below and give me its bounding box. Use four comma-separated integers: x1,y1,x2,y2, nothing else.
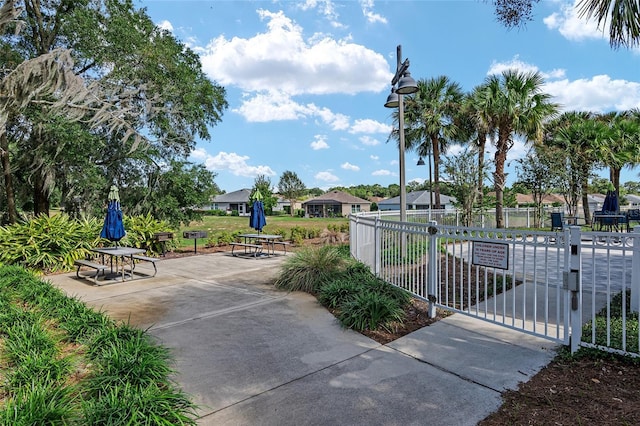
475,70,558,228
577,0,640,49
462,86,495,209
493,0,640,49
595,110,640,198
403,76,465,209
543,111,603,224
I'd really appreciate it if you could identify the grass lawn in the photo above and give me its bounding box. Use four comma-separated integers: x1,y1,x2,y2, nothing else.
174,215,349,249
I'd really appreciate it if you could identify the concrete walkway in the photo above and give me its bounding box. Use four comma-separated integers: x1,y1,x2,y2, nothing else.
47,252,558,425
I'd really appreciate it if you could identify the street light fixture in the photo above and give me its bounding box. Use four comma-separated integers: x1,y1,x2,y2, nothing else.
384,45,418,223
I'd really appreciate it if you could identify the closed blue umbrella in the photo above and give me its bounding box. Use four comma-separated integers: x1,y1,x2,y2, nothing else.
249,200,267,233
602,190,618,213
100,185,126,244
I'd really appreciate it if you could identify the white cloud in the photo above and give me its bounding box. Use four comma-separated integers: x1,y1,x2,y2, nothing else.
157,20,173,32
191,149,276,178
315,171,340,182
543,1,607,43
234,91,352,127
359,135,380,146
487,56,566,80
372,169,395,177
546,75,640,112
310,135,330,150
341,162,360,171
350,118,391,134
299,0,345,29
370,155,379,161
487,57,640,113
198,9,391,96
360,0,387,24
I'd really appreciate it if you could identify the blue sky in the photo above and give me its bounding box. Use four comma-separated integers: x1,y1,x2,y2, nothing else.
139,0,639,193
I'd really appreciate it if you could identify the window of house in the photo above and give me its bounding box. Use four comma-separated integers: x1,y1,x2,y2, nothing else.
351,204,361,213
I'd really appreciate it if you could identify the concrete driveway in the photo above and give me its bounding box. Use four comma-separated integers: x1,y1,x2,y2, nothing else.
48,252,557,425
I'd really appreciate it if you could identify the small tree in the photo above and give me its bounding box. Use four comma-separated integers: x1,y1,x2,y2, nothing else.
443,149,484,227
278,171,306,216
516,148,563,227
251,175,277,214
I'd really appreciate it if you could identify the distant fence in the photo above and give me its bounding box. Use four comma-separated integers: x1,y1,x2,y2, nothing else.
370,207,573,229
350,211,640,357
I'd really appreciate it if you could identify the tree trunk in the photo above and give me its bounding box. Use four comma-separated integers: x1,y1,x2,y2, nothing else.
0,132,18,224
610,167,621,200
581,180,591,226
431,136,441,209
476,133,486,208
33,171,50,216
494,133,509,229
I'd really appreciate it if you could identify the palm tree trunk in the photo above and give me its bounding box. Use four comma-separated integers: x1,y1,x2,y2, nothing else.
494,133,509,228
581,180,591,226
476,133,486,207
431,136,441,209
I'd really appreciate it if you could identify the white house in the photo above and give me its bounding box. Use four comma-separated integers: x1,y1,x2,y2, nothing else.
377,190,457,211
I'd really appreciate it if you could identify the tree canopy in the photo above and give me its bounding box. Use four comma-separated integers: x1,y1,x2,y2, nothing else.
0,0,228,223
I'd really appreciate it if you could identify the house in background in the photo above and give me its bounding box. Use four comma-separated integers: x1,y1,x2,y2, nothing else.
302,190,371,217
377,190,457,212
210,188,292,216
514,193,565,208
210,188,253,216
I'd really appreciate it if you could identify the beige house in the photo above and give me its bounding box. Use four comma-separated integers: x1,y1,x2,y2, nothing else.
302,190,371,217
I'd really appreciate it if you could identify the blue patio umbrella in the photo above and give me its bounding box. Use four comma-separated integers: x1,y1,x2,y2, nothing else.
100,185,126,244
602,190,619,213
249,190,266,233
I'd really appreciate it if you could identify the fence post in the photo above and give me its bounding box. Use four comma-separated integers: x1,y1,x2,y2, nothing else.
632,226,640,313
567,226,582,353
427,221,438,318
374,217,381,276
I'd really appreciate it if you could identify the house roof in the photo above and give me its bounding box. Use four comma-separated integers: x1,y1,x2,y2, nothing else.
212,188,251,203
378,190,456,205
302,190,371,205
515,193,565,205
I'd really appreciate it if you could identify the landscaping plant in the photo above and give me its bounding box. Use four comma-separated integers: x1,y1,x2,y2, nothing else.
0,266,197,424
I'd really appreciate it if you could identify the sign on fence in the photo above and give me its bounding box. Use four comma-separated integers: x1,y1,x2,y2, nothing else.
472,241,509,270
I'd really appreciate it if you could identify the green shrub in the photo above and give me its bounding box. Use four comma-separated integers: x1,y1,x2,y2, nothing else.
231,210,239,216
289,226,306,245
123,214,176,256
360,275,412,306
207,230,235,246
338,292,405,331
274,246,348,294
318,279,362,309
0,214,101,272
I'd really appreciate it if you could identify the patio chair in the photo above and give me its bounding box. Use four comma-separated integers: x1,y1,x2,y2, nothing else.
550,212,564,231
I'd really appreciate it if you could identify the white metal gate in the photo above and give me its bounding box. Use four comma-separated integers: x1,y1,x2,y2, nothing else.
350,213,640,356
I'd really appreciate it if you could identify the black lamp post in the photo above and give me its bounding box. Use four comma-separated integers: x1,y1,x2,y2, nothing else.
384,45,418,223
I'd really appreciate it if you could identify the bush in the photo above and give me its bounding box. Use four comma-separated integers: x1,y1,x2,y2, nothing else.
338,292,405,331
0,214,101,272
274,246,348,294
290,226,306,245
318,279,363,309
123,214,175,256
206,230,235,246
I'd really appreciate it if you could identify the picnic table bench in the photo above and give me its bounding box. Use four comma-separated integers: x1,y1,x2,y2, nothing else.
131,254,159,277
74,259,108,285
230,242,263,257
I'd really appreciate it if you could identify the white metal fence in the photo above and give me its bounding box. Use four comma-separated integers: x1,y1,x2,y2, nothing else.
350,211,640,357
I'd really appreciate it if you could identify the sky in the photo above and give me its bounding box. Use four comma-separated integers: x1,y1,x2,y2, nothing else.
138,0,640,193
